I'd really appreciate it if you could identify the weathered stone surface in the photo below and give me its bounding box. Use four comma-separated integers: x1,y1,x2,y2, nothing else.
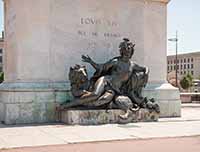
4,0,169,82
60,109,159,125
0,82,73,124
143,83,181,117
4,102,56,125
0,102,5,122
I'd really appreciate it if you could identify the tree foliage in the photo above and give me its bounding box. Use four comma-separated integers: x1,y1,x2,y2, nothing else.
0,72,4,83
180,73,193,90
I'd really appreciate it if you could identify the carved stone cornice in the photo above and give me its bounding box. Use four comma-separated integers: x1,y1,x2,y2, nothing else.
145,0,170,4
2,0,171,3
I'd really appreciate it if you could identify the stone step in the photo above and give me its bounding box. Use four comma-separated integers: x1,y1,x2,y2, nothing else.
59,108,159,125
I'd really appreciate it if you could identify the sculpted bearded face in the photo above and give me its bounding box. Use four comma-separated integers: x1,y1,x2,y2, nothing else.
119,38,135,59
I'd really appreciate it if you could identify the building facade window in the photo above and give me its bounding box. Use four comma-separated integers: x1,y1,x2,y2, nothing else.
167,54,199,79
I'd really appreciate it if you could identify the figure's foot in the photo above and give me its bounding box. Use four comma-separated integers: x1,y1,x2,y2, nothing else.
150,98,155,103
153,104,160,113
144,97,148,103
119,110,132,119
130,107,140,112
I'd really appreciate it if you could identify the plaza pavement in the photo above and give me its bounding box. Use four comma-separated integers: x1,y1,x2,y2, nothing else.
1,136,200,152
0,104,199,150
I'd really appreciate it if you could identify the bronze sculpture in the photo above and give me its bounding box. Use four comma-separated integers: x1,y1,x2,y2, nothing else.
63,38,160,119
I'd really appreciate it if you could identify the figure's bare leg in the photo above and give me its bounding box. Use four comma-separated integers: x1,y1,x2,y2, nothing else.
62,94,99,109
91,90,115,107
131,93,144,105
93,76,108,96
63,76,109,108
79,76,107,98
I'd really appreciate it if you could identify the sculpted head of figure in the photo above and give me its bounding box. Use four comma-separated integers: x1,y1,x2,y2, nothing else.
119,38,135,59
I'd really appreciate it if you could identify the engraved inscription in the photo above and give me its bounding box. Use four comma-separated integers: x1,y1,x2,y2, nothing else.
78,17,121,39
80,17,119,27
77,30,121,38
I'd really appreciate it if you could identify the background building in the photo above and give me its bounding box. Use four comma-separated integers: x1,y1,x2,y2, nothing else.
167,52,200,79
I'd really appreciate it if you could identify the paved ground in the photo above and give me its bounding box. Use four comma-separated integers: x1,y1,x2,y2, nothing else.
0,104,199,151
1,136,200,152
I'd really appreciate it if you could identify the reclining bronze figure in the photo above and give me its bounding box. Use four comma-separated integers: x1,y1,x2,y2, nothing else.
63,38,160,119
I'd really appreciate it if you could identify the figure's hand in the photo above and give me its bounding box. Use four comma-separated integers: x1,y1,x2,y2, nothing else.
81,55,93,63
83,90,90,94
145,67,149,75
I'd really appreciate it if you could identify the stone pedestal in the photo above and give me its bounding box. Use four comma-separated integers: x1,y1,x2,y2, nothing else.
0,82,72,124
60,109,159,125
143,83,181,117
1,0,180,124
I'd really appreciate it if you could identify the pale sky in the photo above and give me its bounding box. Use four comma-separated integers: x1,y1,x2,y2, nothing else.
0,0,200,55
167,0,200,55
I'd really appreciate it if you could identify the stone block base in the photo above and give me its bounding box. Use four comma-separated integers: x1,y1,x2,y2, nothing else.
60,109,159,125
0,82,71,124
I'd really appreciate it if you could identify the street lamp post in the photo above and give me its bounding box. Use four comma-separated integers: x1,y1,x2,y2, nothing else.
168,31,178,87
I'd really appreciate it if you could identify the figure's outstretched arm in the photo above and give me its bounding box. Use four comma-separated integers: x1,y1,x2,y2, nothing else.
82,55,99,70
133,63,149,74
